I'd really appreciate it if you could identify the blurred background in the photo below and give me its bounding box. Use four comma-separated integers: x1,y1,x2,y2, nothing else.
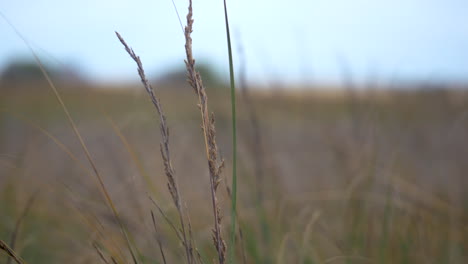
1,0,467,263
2,0,468,86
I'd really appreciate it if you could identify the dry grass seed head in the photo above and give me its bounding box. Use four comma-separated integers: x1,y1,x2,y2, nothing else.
183,1,226,263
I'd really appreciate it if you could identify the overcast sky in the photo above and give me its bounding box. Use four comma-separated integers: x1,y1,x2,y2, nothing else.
1,0,467,86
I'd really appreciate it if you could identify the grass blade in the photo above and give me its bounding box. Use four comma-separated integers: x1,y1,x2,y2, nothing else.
221,1,238,263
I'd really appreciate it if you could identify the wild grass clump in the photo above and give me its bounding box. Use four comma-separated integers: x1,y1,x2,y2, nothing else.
115,1,233,263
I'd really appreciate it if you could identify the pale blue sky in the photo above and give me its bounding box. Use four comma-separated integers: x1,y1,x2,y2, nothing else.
1,0,467,85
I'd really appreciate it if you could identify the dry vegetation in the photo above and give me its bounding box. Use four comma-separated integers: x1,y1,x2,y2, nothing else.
1,1,468,264
1,85,468,264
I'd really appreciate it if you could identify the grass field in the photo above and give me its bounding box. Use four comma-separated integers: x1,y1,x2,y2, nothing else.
1,1,467,263
1,83,467,263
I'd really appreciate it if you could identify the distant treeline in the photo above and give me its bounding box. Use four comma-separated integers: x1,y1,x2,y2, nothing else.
0,59,85,87
0,59,226,91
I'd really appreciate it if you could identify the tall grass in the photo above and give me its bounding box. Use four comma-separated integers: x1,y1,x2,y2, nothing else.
1,10,140,264
1,1,467,264
221,1,238,263
116,1,235,263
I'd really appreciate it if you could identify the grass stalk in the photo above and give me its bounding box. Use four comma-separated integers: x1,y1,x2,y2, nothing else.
116,32,193,264
151,211,168,264
93,242,112,264
6,192,38,264
221,1,238,263
183,1,226,262
0,240,26,264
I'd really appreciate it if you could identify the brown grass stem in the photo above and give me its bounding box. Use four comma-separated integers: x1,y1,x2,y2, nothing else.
0,240,25,264
183,1,226,263
116,32,193,264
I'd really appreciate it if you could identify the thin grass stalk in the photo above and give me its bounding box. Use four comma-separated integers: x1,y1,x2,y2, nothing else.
86,219,127,263
93,242,112,264
183,1,226,263
170,0,184,34
0,240,25,264
151,211,168,264
63,192,124,262
116,31,194,264
149,197,184,242
6,192,38,264
184,205,206,264
223,182,247,264
238,229,247,264
221,1,238,263
62,183,128,263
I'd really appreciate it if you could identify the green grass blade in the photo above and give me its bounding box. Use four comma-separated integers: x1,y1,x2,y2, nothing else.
222,1,238,263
